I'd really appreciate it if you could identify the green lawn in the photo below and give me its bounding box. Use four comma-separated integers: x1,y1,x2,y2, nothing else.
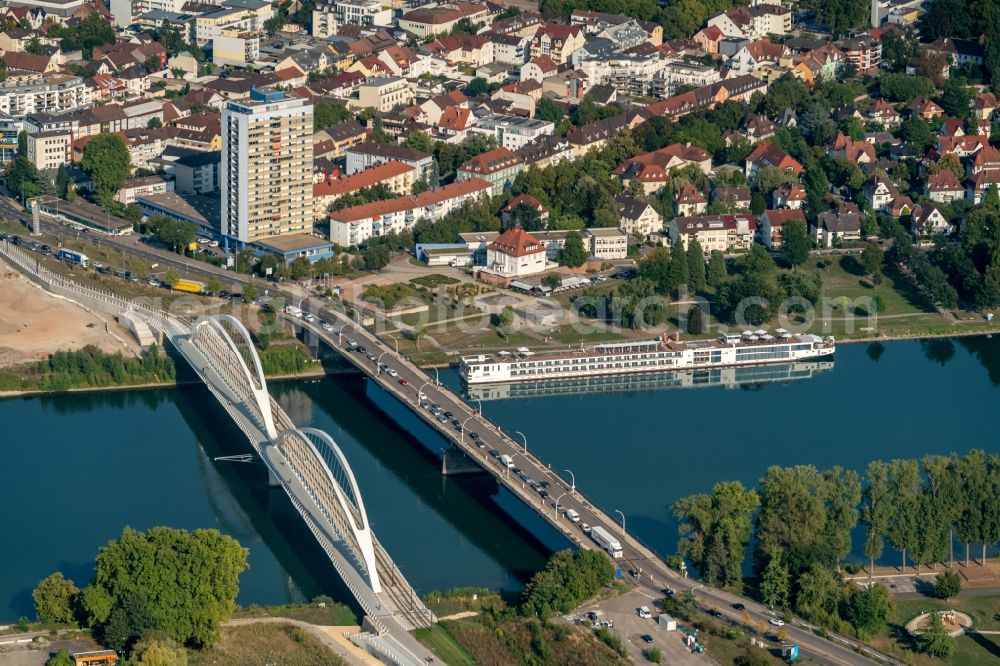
414,624,477,666
410,274,460,288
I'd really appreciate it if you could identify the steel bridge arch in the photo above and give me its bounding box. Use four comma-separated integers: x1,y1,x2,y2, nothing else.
271,427,382,594
191,314,277,439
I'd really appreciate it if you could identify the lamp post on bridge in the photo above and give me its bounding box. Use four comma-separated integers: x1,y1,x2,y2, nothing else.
472,397,482,417
515,430,527,454
461,415,475,443
614,509,626,535
554,492,566,519
336,322,352,346
564,469,576,493
417,381,431,402
386,333,399,354
377,350,390,375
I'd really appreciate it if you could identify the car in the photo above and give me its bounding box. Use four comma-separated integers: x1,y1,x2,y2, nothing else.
476,441,486,449
451,419,461,428
539,490,548,499
580,522,591,533
209,240,219,247
198,238,209,244
321,322,334,332
469,432,480,440
367,353,377,362
399,378,408,386
641,634,653,644
346,338,357,347
488,449,500,458
512,467,522,475
732,602,745,611
443,411,453,419
148,278,160,287
628,568,639,578
768,618,784,627
386,368,398,377
356,346,366,354
304,313,316,322
437,415,448,423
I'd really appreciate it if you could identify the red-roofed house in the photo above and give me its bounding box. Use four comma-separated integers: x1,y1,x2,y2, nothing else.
675,184,707,216
312,160,415,217
502,194,550,227
745,141,803,181
485,226,548,278
760,208,806,249
531,24,585,65
521,55,559,83
830,132,876,164
772,183,806,209
457,147,525,195
611,143,713,194
911,98,944,121
693,25,724,53
437,105,474,138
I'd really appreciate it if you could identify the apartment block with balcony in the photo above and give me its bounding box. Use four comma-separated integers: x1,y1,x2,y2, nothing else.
221,89,314,244
352,77,414,113
26,129,71,171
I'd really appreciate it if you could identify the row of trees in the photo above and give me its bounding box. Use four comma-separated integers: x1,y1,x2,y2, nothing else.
520,549,614,619
32,345,175,392
33,527,248,655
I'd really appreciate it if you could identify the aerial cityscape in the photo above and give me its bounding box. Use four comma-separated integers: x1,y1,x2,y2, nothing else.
1,0,1000,663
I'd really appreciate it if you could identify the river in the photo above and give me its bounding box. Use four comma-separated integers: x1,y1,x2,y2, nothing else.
2,336,999,619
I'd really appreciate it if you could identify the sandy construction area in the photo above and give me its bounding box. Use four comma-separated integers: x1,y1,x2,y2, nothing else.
0,269,134,367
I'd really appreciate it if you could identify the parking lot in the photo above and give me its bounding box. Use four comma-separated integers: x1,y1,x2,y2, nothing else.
571,588,714,665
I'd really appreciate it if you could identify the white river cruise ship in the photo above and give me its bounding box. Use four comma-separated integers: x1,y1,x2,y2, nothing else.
459,330,835,385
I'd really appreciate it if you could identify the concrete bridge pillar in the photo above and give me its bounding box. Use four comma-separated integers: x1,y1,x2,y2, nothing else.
268,467,282,487
441,448,484,476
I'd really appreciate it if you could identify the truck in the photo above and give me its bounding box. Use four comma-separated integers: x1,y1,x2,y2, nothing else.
499,454,514,469
173,279,205,294
565,509,580,523
186,242,199,252
591,525,623,558
284,305,303,318
57,249,89,268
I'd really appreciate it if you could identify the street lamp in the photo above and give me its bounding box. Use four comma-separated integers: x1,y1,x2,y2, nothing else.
434,367,440,386
473,397,482,416
386,333,399,354
515,430,527,453
564,469,575,493
417,381,431,402
614,509,625,534
336,322,352,345
461,415,474,443
554,492,566,519
377,350,390,375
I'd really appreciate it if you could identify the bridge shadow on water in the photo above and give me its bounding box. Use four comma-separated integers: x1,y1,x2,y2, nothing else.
170,357,366,620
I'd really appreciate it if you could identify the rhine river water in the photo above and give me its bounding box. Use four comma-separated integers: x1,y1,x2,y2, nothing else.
2,335,1000,620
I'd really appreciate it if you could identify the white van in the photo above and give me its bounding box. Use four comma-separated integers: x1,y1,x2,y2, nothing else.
565,509,580,522
638,606,652,619
284,305,303,318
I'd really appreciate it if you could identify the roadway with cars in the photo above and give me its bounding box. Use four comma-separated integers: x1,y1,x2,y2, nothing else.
2,194,895,665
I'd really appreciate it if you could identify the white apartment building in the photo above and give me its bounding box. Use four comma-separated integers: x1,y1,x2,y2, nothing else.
652,60,721,98
0,75,92,116
221,90,314,244
313,0,391,36
213,31,260,66
328,178,490,246
578,54,665,97
468,115,554,151
195,1,272,46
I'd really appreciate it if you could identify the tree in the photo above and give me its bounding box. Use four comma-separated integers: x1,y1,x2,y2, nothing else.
939,78,972,119
46,650,74,666
707,250,727,287
886,459,921,570
795,563,846,624
686,239,706,291
669,241,689,294
687,304,704,334
497,304,515,340
33,573,79,625
535,97,564,123
845,584,894,638
541,272,561,289
860,242,884,282
934,570,962,599
80,527,247,648
955,450,986,567
918,610,956,658
558,231,588,267
404,130,435,154
879,73,936,102
780,220,811,268
205,277,223,295
465,77,489,97
241,281,258,303
862,461,894,576
313,100,352,130
82,134,131,206
759,554,790,609
672,481,760,592
162,268,180,288
131,638,188,666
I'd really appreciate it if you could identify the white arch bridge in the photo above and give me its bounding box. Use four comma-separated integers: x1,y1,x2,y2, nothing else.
167,314,437,666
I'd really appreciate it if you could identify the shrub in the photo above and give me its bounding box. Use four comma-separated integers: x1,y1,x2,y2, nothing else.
934,570,961,599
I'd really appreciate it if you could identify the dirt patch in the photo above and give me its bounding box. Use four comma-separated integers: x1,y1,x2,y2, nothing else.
0,271,135,367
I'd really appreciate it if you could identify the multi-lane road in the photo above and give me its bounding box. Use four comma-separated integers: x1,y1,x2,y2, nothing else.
3,194,893,665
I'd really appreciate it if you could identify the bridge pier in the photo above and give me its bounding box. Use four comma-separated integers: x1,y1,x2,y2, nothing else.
268,467,282,487
441,448,484,476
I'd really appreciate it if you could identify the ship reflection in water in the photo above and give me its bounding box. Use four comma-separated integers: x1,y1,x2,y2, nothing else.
462,359,834,402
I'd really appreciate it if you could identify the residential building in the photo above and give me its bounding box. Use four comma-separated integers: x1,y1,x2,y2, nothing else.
346,142,435,182
759,208,806,249
312,160,415,217
772,182,806,209
616,195,662,237
531,24,585,65
319,119,367,158
313,0,391,36
584,227,627,259
456,147,524,196
612,143,713,195
501,194,549,227
468,115,553,151
675,184,707,216
925,170,965,203
912,203,953,236
328,178,491,246
838,34,881,76
578,53,664,97
398,1,491,38
174,150,220,195
221,89,314,244
714,185,751,211
745,141,803,181
0,75,92,116
484,226,547,278
26,128,71,170
0,112,21,163
353,77,413,113
812,202,862,247
656,61,721,98
669,214,757,255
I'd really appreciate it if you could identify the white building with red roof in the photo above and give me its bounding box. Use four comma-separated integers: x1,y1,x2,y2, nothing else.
485,227,548,278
